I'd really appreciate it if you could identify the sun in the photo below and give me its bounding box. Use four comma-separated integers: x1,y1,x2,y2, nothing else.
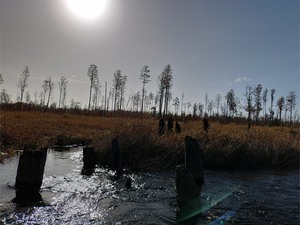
66,0,108,20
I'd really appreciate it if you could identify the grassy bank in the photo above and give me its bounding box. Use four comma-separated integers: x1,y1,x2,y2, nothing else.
0,110,299,169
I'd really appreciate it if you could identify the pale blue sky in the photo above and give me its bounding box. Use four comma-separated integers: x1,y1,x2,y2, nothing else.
0,0,299,116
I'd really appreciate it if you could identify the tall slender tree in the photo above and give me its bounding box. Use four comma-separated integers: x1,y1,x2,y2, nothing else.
0,74,4,84
263,88,268,118
225,89,237,119
286,91,297,123
215,93,222,117
17,66,30,110
87,64,98,111
112,69,123,111
162,64,173,116
58,76,68,108
139,65,151,115
43,77,54,113
254,84,262,123
276,96,285,124
270,88,276,121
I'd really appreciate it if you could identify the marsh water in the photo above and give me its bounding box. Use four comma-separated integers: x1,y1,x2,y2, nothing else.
0,147,299,224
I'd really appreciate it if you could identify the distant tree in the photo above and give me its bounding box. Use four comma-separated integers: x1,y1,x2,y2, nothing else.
0,74,4,84
263,88,268,118
17,66,30,110
87,64,98,111
162,64,173,116
225,89,237,119
132,91,141,111
0,89,10,103
270,88,276,121
207,99,214,116
119,75,127,110
215,93,222,117
205,92,208,114
25,91,31,103
197,102,204,118
112,70,126,111
253,84,262,123
92,78,100,110
286,91,297,123
58,76,68,108
43,77,54,113
157,74,165,117
140,65,151,115
244,85,255,129
148,92,154,111
173,97,180,115
181,92,184,116
276,96,285,124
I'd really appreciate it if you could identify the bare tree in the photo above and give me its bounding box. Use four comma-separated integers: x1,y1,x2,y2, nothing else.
0,89,10,103
87,64,98,111
254,84,262,123
244,85,255,129
270,88,276,121
215,93,222,117
58,76,68,108
276,96,285,124
119,75,127,110
204,92,208,114
286,91,297,123
162,64,173,116
43,77,54,113
225,89,237,119
17,66,30,110
263,88,268,118
0,74,4,84
140,65,151,115
112,69,124,111
173,97,180,115
157,74,165,117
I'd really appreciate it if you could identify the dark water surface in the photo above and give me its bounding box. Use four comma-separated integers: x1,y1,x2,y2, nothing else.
0,147,299,224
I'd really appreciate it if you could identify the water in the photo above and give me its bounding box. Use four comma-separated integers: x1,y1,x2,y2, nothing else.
0,147,299,224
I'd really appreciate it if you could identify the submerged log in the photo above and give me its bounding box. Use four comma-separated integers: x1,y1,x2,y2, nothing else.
112,138,123,178
15,148,47,192
82,146,95,175
184,136,204,187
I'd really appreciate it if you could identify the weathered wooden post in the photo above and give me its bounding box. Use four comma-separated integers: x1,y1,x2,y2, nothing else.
158,117,165,136
14,147,47,203
167,117,173,133
82,146,95,175
175,165,201,209
112,138,122,178
175,121,181,134
184,136,204,187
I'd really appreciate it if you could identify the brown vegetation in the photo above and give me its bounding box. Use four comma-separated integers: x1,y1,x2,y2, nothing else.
0,110,299,169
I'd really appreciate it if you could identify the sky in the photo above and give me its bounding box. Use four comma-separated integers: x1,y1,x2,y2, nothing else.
0,0,299,116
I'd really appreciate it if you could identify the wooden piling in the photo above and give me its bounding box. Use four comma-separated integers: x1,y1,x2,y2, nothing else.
15,148,47,192
184,136,204,187
82,146,95,175
175,165,201,211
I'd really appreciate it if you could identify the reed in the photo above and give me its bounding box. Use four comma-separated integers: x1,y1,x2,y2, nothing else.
0,110,299,169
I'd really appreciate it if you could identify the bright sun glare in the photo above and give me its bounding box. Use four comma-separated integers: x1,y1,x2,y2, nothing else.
66,0,107,20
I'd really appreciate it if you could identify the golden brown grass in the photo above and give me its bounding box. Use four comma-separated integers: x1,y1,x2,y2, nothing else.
0,110,299,169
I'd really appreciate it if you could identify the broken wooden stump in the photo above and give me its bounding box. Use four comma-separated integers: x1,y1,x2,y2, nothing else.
175,121,181,134
167,117,174,133
81,146,95,175
14,147,47,203
175,165,200,209
184,136,204,187
158,117,165,136
112,138,123,179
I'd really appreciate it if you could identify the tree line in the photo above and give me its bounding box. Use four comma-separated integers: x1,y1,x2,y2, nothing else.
0,65,298,124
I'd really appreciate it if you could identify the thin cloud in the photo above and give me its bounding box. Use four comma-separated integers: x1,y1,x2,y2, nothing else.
235,76,250,82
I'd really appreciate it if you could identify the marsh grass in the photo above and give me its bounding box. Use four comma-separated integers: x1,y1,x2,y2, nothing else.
0,110,299,169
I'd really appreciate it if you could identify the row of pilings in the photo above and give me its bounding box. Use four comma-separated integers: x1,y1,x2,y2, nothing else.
13,135,204,221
